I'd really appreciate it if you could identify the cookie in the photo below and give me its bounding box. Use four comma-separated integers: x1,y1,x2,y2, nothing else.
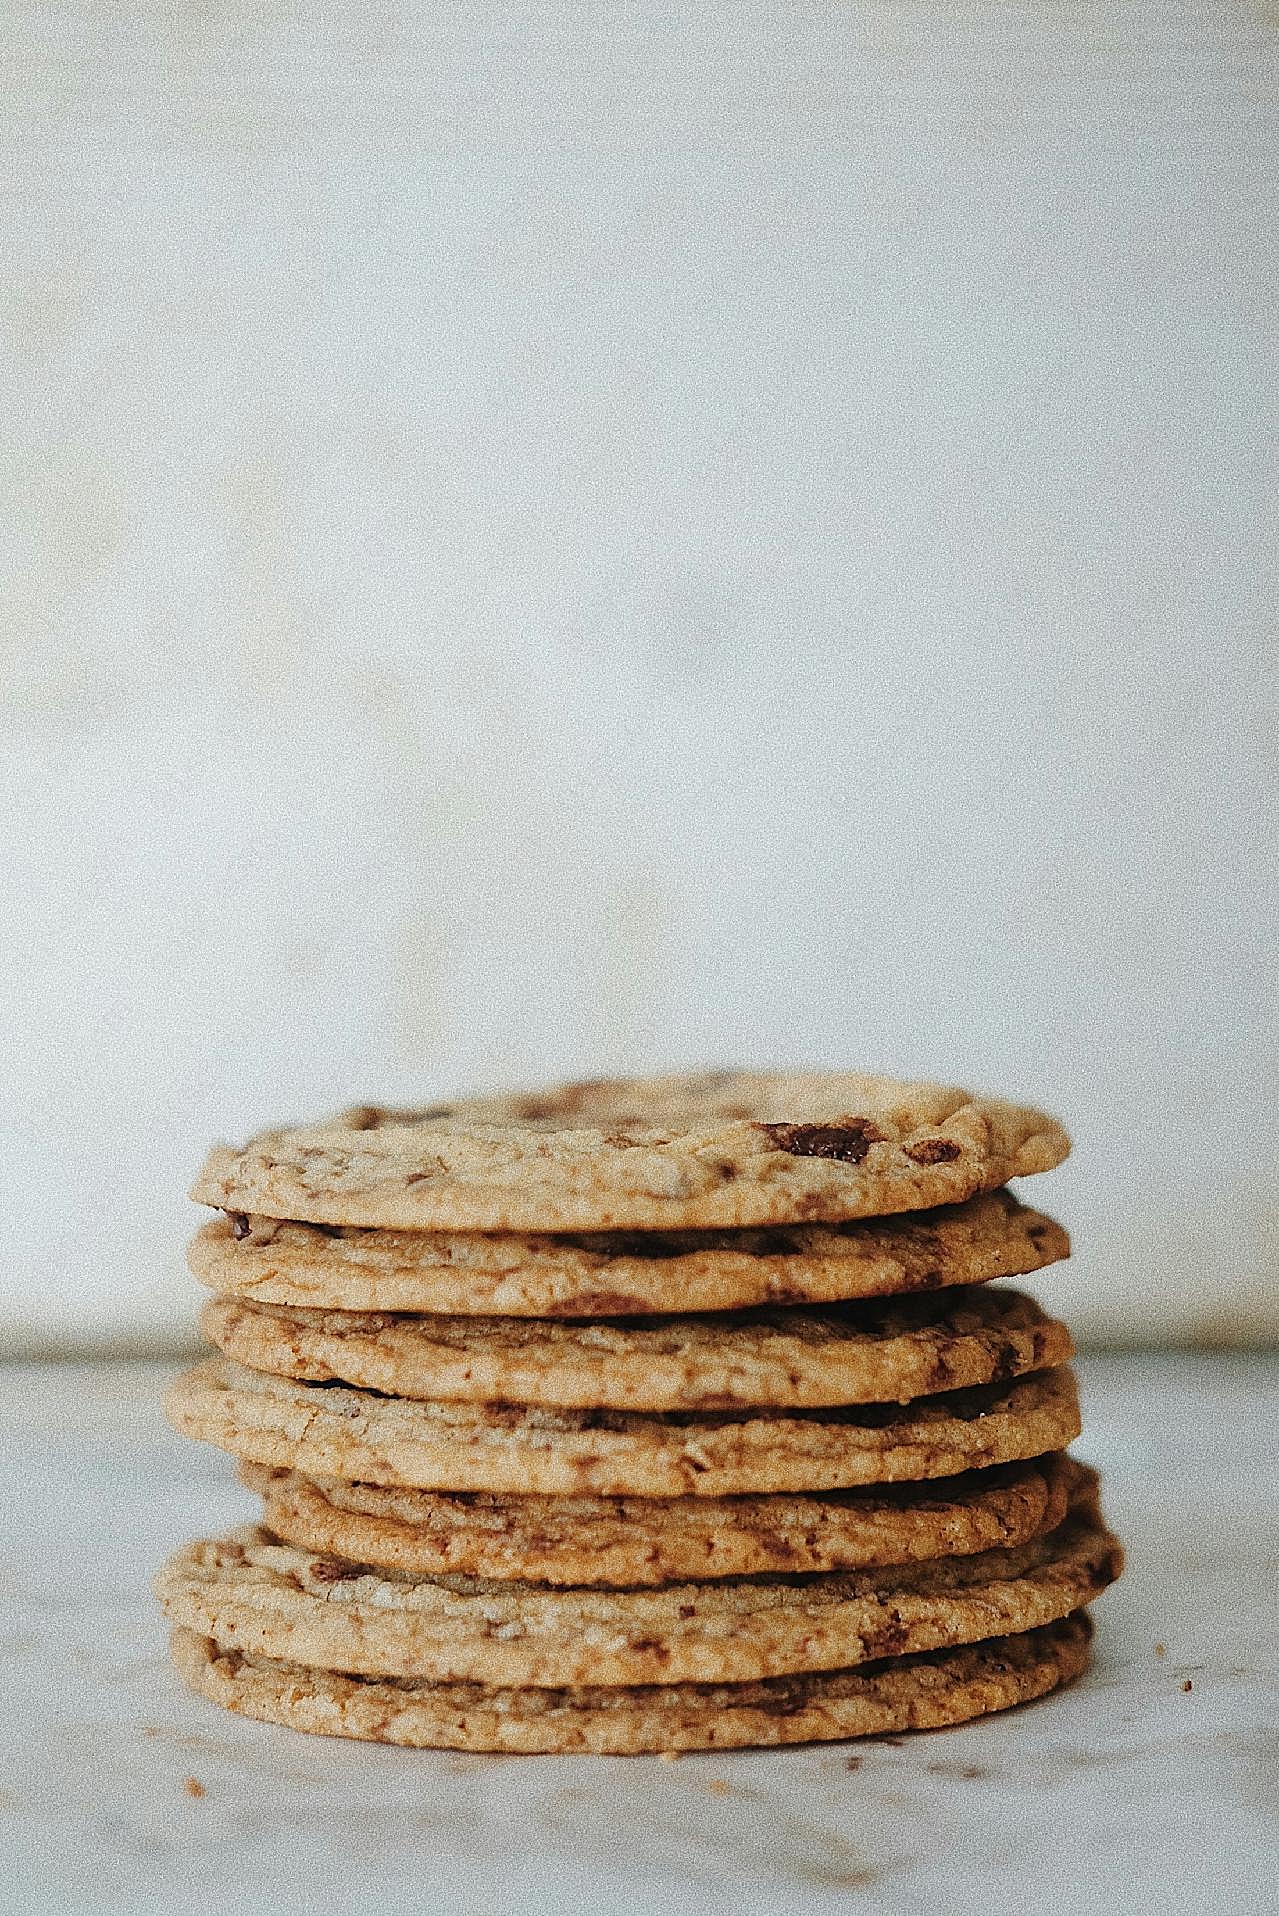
167,1617,1087,1755
200,1287,1073,1412
154,1498,1118,1687
165,1357,1082,1496
170,1610,1094,1752
188,1192,1068,1317
244,1454,1085,1586
191,1070,1069,1231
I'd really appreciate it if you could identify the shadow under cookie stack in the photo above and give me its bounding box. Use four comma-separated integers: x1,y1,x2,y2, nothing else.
158,1071,1123,1755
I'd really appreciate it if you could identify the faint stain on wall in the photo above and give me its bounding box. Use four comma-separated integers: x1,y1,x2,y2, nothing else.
215,455,305,693
1185,1181,1279,1351
5,267,88,366
394,909,446,1065
596,865,667,1068
2,464,123,714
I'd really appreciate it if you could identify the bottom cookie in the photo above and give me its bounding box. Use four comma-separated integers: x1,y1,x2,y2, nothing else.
170,1611,1093,1754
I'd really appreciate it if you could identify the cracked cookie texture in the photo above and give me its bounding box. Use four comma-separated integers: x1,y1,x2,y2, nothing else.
154,1494,1120,1688
164,1067,1114,1753
188,1191,1068,1317
191,1070,1069,1232
165,1357,1082,1497
169,1613,1095,1753
242,1454,1084,1586
198,1286,1072,1412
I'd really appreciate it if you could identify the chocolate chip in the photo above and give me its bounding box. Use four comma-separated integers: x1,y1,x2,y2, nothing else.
988,1347,1019,1383
904,1138,961,1165
543,1291,648,1317
869,1617,910,1657
757,1120,886,1164
308,1559,362,1584
225,1212,251,1240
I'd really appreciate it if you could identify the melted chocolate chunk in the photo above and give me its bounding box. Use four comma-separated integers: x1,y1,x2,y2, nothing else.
757,1120,886,1163
351,1105,455,1130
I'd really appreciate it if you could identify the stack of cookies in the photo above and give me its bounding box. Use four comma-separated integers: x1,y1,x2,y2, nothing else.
158,1071,1122,1754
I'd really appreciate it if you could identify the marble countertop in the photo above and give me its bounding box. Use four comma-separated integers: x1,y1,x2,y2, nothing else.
1,1351,1274,1916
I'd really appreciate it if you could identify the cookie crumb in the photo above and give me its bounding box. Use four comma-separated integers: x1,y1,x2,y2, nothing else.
1181,1679,1193,1694
845,1755,863,1772
183,1776,206,1798
705,1778,730,1796
1154,1643,1166,1658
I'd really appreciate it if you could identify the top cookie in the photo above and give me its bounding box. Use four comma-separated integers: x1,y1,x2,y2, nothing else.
191,1071,1069,1231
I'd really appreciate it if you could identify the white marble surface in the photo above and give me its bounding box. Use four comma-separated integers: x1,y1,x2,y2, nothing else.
0,1352,1275,1916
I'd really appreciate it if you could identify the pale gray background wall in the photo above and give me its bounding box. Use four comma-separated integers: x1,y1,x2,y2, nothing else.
2,1,1276,1352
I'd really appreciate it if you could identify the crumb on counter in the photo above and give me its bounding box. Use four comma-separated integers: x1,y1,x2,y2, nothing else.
1154,1643,1166,1658
183,1776,206,1798
1182,1679,1193,1694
